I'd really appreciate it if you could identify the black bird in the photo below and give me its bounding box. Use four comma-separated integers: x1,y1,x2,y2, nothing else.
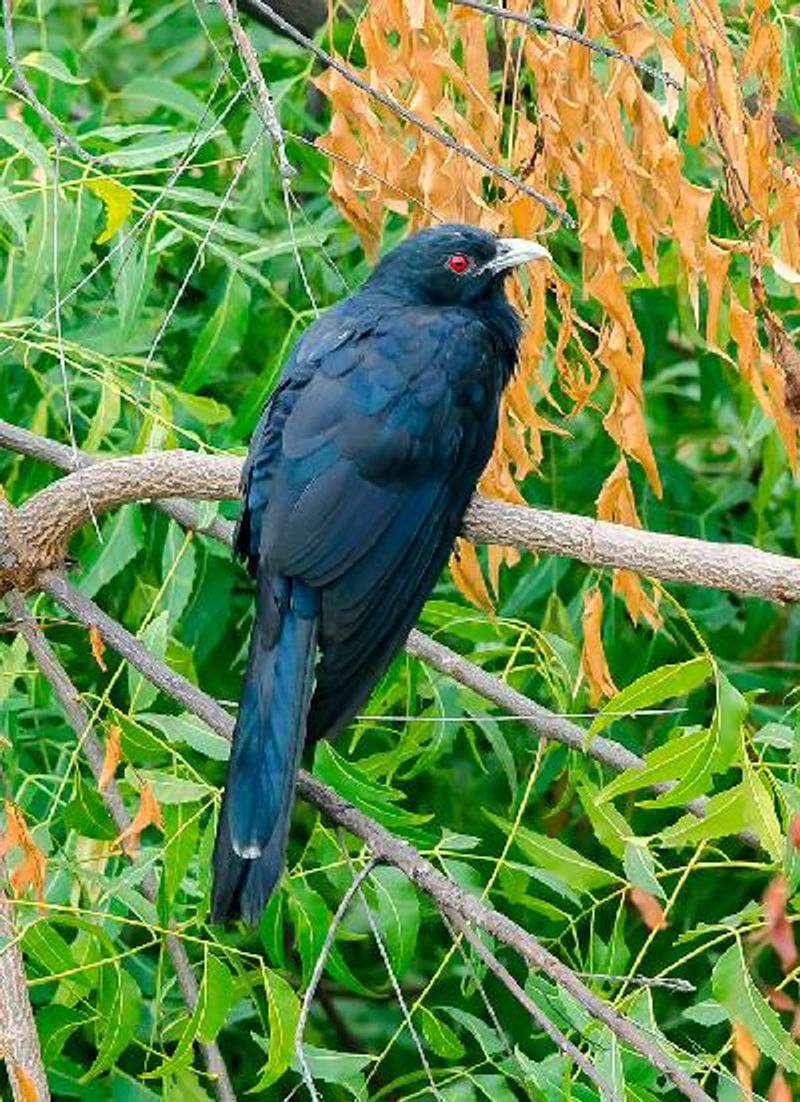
211,223,550,923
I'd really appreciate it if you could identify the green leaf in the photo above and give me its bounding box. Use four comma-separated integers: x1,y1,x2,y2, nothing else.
0,186,26,242
135,770,210,805
83,373,121,452
128,611,169,713
78,505,144,599
741,758,782,861
37,1005,92,1064
290,1046,372,1096
485,811,617,894
577,778,630,859
139,712,229,761
589,656,712,735
0,118,53,178
252,968,300,1090
196,954,236,1043
623,841,666,900
120,77,212,123
161,522,197,627
21,50,87,84
105,131,215,168
419,1006,466,1060
162,802,201,905
64,775,117,840
660,787,746,849
712,941,800,1072
647,672,745,808
598,729,711,803
287,881,373,996
180,272,251,392
370,866,420,978
82,966,141,1080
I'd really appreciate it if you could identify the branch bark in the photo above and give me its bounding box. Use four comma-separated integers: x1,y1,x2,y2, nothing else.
27,576,711,1101
3,423,800,604
0,867,50,1102
3,591,236,1102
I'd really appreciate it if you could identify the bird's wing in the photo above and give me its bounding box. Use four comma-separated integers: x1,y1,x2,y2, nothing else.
248,306,500,740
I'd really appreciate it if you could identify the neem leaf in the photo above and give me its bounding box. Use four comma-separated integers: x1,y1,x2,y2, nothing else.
712,941,800,1073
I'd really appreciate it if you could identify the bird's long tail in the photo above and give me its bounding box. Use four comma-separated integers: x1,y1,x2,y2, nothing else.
211,577,318,924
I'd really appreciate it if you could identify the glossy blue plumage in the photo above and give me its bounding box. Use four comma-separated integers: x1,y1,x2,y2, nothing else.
211,224,528,923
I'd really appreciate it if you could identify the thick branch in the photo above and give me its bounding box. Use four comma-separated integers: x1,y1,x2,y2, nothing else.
34,575,710,1101
4,591,236,1102
4,427,800,604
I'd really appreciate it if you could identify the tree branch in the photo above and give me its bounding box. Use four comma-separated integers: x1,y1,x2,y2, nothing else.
3,590,236,1102
0,862,50,1102
4,423,800,604
29,570,712,1100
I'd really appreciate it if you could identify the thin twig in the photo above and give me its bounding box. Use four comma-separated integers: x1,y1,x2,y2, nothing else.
4,590,236,1102
216,0,293,179
452,0,682,91
342,846,443,1101
443,910,619,1102
294,857,379,1101
237,0,575,226
2,0,104,165
29,572,713,1100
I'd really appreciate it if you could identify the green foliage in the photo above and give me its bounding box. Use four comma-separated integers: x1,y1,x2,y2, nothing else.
2,1,800,1100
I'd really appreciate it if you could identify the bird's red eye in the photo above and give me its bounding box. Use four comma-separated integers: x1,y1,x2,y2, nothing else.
447,253,470,274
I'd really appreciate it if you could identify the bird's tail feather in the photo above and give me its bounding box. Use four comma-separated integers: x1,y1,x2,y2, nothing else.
211,579,317,924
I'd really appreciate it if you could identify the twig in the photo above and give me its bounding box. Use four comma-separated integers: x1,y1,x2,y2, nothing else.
3,590,236,1102
294,857,379,1101
216,0,293,179
0,863,50,1101
452,0,681,91
5,430,800,605
443,910,619,1102
2,0,104,165
341,846,443,1100
236,0,575,226
29,572,713,1100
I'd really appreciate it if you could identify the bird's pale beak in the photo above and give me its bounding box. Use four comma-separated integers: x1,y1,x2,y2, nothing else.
487,237,551,273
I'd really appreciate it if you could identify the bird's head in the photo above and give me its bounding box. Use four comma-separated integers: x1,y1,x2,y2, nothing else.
366,223,551,307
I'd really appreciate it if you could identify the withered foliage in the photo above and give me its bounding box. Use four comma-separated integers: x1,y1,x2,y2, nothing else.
317,0,800,686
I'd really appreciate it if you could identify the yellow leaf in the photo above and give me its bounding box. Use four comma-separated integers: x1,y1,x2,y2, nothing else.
580,587,617,706
83,176,135,244
450,538,494,614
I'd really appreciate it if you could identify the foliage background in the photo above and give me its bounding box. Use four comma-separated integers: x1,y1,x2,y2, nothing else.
2,0,800,1098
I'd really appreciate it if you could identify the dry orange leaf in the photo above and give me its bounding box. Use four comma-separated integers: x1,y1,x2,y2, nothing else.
580,587,617,707
767,1070,793,1102
89,624,107,671
0,802,46,903
117,782,163,856
789,812,800,849
99,725,122,792
763,875,798,974
629,887,668,931
732,1021,759,1100
450,538,494,614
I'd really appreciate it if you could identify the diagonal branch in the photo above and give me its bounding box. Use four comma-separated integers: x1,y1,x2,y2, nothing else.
29,575,712,1101
4,423,800,603
3,590,236,1102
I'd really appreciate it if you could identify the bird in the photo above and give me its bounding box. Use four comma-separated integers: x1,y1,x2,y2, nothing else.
211,222,550,923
